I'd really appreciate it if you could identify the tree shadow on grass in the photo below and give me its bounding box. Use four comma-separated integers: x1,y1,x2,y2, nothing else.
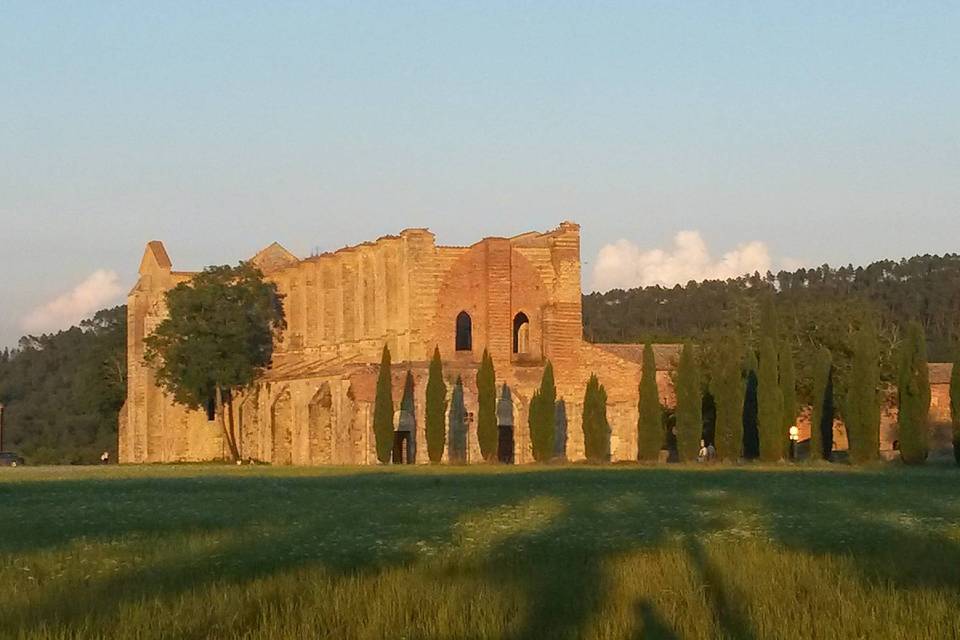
684,537,756,640
3,465,960,637
632,599,680,640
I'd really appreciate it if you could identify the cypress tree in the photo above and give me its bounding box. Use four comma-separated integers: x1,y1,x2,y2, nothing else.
448,375,467,463
637,342,663,461
758,337,784,462
373,344,394,464
810,346,834,461
529,361,557,462
779,343,797,460
712,334,745,462
741,349,759,459
897,322,930,465
476,349,497,461
845,324,881,464
950,353,960,466
582,373,610,462
425,346,447,464
554,400,568,460
675,341,702,462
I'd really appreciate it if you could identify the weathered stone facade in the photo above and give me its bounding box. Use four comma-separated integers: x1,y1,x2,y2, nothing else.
118,224,956,465
119,223,679,464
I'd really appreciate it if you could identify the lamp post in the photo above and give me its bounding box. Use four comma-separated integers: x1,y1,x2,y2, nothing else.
789,425,799,461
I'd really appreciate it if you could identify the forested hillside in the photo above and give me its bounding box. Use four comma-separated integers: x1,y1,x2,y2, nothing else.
583,254,960,402
584,254,960,356
0,306,126,463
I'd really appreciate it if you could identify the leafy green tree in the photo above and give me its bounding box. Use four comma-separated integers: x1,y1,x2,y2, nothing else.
448,375,467,463
951,353,960,466
529,361,556,462
476,349,497,461
372,345,395,464
897,322,930,465
810,346,834,461
712,334,745,462
425,346,447,463
582,374,610,462
780,342,797,459
845,324,881,464
675,341,702,462
143,263,285,461
758,337,784,462
637,342,662,461
742,349,759,459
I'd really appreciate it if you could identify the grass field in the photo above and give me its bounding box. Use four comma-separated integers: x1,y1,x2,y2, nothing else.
2,463,959,639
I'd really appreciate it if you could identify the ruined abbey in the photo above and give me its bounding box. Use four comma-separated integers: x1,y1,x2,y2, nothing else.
118,222,955,465
119,223,679,464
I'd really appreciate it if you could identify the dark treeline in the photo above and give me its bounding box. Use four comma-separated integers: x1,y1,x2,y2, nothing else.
0,306,126,463
584,253,960,404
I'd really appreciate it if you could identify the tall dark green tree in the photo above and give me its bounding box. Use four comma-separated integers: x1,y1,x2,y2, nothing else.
448,376,467,463
529,361,557,462
712,334,745,462
810,346,834,461
554,400,568,461
758,337,784,462
675,341,702,462
582,373,610,462
637,342,663,461
951,353,960,466
897,322,930,465
780,342,797,459
425,346,447,463
741,349,760,459
372,345,395,464
476,349,498,462
143,263,285,461
845,324,881,464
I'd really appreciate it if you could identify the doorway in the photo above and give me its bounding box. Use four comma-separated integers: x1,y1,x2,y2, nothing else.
392,431,413,464
497,425,515,464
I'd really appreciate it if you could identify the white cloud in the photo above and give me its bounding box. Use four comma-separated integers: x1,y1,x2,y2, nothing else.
21,270,125,334
590,230,798,292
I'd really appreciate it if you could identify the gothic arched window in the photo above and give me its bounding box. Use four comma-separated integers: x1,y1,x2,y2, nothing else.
455,311,473,351
513,312,530,354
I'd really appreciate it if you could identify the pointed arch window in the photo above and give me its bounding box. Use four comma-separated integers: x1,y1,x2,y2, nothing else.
455,311,473,351
513,312,530,354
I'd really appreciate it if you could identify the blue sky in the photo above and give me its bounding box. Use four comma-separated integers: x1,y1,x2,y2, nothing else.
2,2,958,346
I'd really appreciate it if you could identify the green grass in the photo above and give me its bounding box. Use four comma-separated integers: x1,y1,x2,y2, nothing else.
2,463,959,639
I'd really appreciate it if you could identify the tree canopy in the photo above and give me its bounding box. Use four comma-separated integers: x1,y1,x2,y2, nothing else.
143,262,285,460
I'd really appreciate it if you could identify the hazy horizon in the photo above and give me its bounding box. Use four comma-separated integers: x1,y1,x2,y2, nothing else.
3,2,958,347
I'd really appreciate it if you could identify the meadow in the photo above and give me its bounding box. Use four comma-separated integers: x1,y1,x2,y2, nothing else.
2,463,959,639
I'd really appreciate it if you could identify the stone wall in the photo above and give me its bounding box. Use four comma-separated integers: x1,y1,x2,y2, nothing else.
119,225,957,465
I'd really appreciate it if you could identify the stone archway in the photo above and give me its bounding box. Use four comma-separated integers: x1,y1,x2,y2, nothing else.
308,383,333,465
271,388,293,465
239,389,261,462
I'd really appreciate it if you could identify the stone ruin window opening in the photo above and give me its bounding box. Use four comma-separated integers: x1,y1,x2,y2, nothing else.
205,395,216,422
512,312,530,354
456,311,473,351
